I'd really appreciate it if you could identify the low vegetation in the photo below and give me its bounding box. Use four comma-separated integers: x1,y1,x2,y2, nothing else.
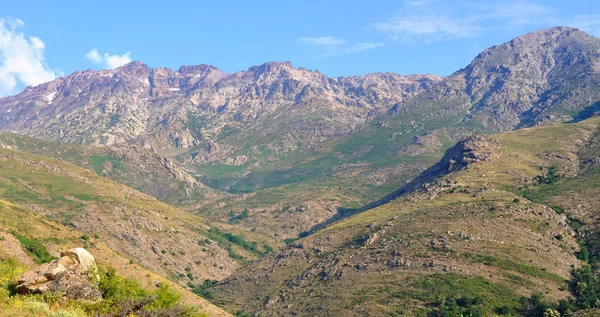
13,234,57,264
0,257,208,317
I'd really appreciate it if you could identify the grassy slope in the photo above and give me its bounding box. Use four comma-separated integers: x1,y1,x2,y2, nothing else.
190,112,466,239
0,132,223,207
0,199,231,317
212,117,600,316
0,146,280,294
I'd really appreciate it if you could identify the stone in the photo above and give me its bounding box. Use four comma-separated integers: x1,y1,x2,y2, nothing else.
16,248,101,300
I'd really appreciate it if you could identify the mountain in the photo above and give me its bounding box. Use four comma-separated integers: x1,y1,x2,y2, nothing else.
0,25,600,316
211,116,600,316
2,27,600,243
1,26,600,243
400,26,600,131
0,60,439,152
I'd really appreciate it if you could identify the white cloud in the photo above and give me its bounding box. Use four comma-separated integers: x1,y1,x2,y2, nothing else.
85,49,132,69
298,36,345,46
375,0,557,42
320,42,384,57
0,18,56,97
299,35,382,57
85,49,103,63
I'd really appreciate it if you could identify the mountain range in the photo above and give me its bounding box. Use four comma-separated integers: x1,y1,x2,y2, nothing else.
2,26,600,316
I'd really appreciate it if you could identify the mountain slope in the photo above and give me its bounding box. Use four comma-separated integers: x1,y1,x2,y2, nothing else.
212,116,600,316
0,132,223,206
0,199,231,316
0,145,279,289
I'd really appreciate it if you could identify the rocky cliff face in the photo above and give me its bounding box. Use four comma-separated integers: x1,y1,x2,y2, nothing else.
0,60,439,152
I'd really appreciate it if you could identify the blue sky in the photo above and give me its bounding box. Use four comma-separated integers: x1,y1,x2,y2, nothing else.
1,0,600,96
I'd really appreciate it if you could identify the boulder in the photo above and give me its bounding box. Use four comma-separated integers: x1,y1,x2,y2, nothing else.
16,248,101,300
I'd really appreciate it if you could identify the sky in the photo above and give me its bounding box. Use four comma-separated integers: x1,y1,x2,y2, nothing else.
1,0,600,96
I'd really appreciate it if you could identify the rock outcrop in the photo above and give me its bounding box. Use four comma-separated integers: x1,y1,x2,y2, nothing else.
359,135,500,212
16,248,101,300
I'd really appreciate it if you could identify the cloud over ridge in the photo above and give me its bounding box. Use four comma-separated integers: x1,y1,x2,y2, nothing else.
0,18,56,96
86,49,132,69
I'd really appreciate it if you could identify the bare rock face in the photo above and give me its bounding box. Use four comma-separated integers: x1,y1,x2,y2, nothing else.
16,248,101,300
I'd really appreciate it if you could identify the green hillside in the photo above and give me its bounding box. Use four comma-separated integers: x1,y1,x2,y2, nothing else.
0,199,232,316
212,116,600,316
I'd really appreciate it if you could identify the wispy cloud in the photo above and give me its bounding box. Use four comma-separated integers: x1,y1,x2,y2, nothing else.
298,36,345,46
569,14,600,36
319,42,384,57
376,15,481,41
85,49,132,69
0,18,56,96
298,36,383,57
375,0,558,42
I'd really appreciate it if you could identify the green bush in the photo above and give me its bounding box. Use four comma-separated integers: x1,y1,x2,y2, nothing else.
149,283,181,310
534,166,562,185
577,245,590,261
192,279,218,300
229,209,250,223
13,234,57,264
97,267,150,304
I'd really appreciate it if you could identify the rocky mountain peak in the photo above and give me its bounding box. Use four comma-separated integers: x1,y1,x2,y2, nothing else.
444,26,600,130
113,60,152,78
178,63,220,74
515,26,588,42
249,61,296,78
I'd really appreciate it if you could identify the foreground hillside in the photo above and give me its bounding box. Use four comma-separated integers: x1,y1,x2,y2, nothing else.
0,199,231,316
0,145,280,292
212,117,600,316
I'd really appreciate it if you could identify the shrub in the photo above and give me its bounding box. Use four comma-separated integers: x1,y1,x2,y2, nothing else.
94,268,199,316
149,283,180,310
97,267,149,303
13,234,57,264
192,279,218,300
534,166,562,185
229,209,250,223
577,245,590,261
263,244,274,254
